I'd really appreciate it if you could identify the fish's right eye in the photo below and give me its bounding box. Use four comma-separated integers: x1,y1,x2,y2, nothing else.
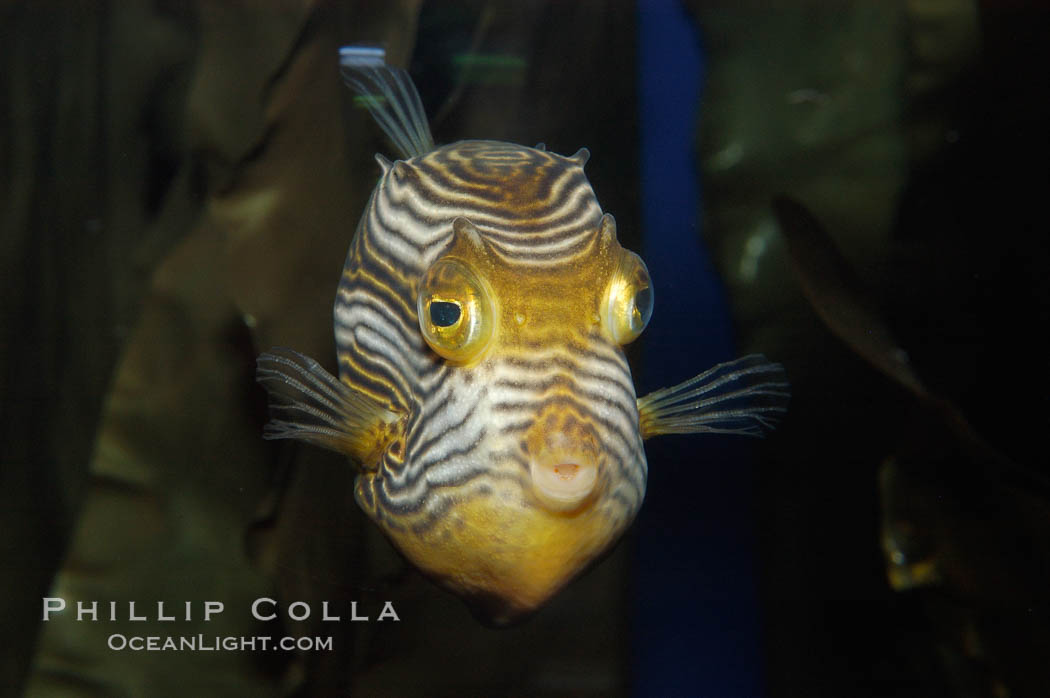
417,258,495,364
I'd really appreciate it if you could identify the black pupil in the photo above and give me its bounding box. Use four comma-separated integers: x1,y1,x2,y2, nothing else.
634,287,652,315
430,301,461,327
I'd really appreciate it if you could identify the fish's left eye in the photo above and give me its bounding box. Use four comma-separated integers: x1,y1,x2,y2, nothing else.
604,251,653,345
417,258,495,364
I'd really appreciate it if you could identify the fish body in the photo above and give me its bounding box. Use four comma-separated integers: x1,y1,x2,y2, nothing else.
341,140,644,619
258,48,788,624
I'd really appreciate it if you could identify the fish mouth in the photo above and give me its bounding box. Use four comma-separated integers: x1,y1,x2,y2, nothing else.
524,417,602,512
529,459,598,511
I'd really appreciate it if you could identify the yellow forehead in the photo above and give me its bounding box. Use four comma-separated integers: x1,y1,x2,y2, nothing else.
494,265,611,334
437,215,626,348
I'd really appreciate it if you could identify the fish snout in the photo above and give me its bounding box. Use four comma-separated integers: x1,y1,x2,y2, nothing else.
530,458,598,511
526,425,601,512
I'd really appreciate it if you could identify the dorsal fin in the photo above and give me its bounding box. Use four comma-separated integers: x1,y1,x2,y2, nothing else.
339,46,435,159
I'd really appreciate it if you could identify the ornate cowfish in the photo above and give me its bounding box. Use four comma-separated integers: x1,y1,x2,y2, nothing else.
257,47,788,624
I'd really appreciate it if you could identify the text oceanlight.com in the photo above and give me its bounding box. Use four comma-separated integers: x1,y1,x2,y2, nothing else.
106,634,333,652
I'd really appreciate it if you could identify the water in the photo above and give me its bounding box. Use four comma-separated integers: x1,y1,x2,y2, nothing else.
3,2,1047,696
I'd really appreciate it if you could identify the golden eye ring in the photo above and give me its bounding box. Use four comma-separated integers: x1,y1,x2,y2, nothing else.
603,251,654,345
417,258,495,364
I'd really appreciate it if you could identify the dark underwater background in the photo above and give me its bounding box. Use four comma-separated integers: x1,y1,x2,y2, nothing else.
2,1,1047,696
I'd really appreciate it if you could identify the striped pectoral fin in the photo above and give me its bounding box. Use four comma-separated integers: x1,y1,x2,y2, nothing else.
637,355,790,439
256,348,401,467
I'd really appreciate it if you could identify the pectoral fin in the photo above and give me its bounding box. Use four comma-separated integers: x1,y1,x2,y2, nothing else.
256,348,401,468
637,355,789,439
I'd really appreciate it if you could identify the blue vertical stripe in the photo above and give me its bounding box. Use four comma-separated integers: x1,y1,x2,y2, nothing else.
634,1,765,695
